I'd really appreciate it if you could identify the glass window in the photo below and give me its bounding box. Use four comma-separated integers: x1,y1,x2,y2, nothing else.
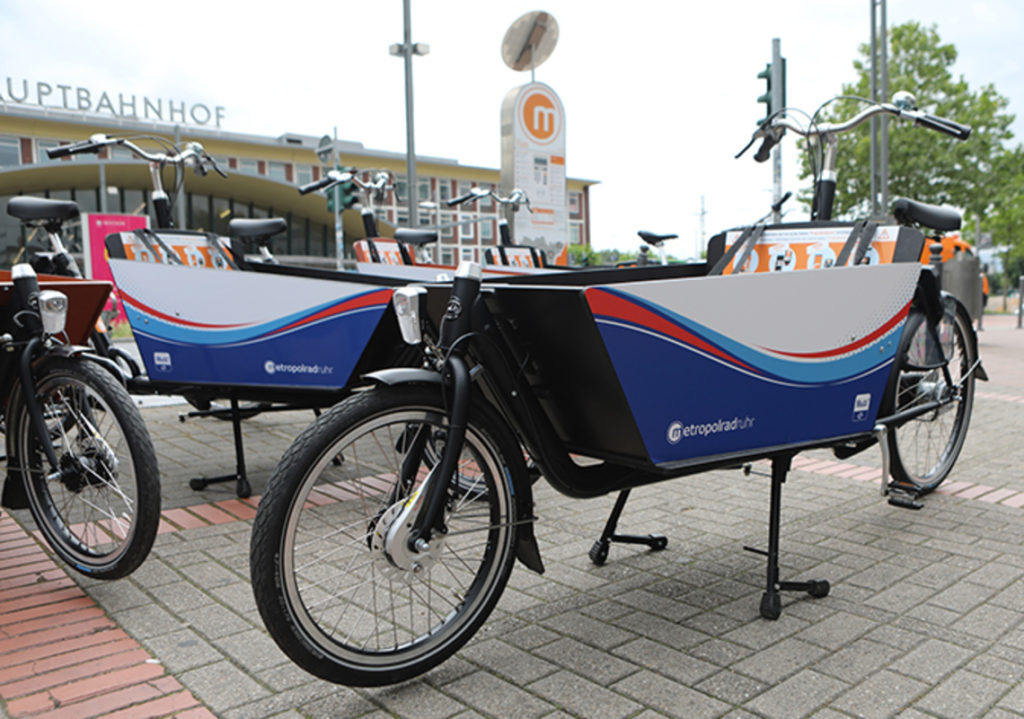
396,210,409,227
417,180,431,202
231,200,251,219
569,192,581,219
438,180,451,202
394,176,408,207
480,220,494,242
0,194,21,266
189,194,212,232
460,215,475,241
122,189,146,217
238,158,258,174
0,137,20,167
440,212,454,240
267,161,288,181
296,165,313,186
212,196,231,235
74,187,99,215
570,223,582,245
440,247,454,265
110,145,135,161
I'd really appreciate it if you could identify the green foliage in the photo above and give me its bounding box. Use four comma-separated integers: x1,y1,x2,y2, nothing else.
799,21,1016,222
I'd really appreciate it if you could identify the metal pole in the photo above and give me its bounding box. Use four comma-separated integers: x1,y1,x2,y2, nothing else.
402,0,418,227
333,126,343,269
98,161,108,214
879,0,889,214
869,1,878,218
770,38,783,224
174,125,186,229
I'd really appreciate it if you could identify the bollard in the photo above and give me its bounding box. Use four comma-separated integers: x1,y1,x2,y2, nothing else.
977,271,985,331
1019,275,1024,329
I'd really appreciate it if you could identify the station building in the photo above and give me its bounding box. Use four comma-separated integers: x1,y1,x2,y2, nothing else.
0,95,594,267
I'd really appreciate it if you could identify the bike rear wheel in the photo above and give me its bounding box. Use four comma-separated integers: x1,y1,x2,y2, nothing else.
8,357,160,579
250,384,520,686
887,304,976,493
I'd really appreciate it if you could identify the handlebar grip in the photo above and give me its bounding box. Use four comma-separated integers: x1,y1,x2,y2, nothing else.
47,140,101,159
916,114,972,140
447,192,473,207
298,176,335,195
753,135,778,163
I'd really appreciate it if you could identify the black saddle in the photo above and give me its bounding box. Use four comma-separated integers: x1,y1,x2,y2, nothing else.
394,228,439,247
7,196,80,225
229,218,287,241
892,198,961,232
637,230,678,247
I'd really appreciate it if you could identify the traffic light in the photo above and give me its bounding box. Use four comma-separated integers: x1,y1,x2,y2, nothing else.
757,63,773,124
756,58,786,125
326,167,360,212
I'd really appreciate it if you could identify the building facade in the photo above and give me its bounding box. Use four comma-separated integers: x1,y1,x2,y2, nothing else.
0,101,594,267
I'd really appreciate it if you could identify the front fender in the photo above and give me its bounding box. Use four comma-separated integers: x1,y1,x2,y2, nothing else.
46,345,132,387
363,367,442,386
362,365,544,574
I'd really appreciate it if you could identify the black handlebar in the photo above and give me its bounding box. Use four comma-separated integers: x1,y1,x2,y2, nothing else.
298,176,336,195
47,139,103,159
915,113,972,140
447,192,474,207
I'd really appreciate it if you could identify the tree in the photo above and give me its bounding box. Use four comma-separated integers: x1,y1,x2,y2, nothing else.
799,22,1015,222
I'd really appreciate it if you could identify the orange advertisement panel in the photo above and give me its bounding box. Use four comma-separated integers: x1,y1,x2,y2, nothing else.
117,231,234,269
721,225,902,274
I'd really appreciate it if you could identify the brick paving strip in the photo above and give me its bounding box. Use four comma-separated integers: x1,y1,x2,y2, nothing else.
0,510,215,719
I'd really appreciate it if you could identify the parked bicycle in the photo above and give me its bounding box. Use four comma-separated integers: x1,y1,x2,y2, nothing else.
0,220,160,578
249,92,983,686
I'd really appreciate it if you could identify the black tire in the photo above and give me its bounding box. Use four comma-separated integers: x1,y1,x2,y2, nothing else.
7,357,161,579
250,384,521,686
887,304,976,493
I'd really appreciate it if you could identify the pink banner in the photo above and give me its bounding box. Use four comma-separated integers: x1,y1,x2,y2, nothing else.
82,213,149,326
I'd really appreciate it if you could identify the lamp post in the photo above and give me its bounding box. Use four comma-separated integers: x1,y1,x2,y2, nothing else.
389,0,429,227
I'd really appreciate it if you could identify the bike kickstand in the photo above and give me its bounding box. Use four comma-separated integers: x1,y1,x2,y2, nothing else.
589,489,668,566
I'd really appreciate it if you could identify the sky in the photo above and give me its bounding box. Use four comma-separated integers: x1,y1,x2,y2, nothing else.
1,0,1021,260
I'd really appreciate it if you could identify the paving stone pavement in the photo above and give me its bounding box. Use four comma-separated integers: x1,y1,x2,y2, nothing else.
2,314,1024,718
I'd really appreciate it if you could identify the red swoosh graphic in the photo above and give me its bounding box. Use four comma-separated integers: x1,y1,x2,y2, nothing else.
585,288,757,372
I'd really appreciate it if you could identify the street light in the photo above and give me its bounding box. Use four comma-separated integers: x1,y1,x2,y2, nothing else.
390,0,429,226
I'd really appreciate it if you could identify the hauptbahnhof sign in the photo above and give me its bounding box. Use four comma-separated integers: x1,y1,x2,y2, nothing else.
1,77,225,128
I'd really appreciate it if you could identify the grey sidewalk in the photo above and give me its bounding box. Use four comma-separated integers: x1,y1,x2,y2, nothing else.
4,314,1024,718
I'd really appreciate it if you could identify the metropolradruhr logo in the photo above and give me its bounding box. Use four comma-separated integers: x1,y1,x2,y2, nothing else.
263,360,334,376
667,416,756,444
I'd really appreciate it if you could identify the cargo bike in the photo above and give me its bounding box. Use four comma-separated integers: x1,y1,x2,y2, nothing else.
245,93,986,687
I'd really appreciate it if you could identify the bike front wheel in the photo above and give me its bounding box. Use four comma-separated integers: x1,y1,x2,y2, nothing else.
8,357,161,579
250,384,521,686
887,304,976,493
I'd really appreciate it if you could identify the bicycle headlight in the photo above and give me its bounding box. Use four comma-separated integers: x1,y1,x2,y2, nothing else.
37,290,68,335
393,286,427,345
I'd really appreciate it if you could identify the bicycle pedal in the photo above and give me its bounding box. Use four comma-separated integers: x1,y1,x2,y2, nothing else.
886,485,923,510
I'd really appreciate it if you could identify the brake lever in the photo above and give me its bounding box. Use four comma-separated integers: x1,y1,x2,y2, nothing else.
735,134,759,159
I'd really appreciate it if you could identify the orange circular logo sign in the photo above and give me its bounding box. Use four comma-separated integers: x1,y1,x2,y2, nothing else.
520,88,560,144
